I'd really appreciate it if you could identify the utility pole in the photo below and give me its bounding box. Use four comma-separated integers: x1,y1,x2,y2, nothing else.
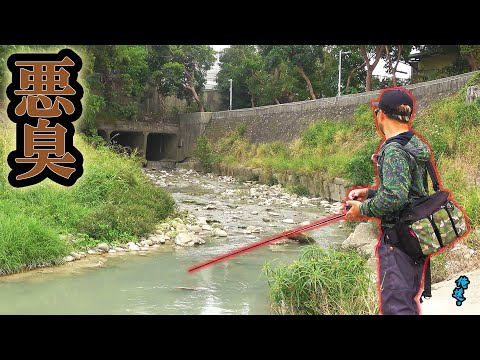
229,79,233,110
337,50,351,97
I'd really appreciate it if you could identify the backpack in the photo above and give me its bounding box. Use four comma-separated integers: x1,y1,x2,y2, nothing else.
395,151,470,300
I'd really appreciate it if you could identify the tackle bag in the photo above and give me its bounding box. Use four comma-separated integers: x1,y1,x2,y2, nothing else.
398,160,468,258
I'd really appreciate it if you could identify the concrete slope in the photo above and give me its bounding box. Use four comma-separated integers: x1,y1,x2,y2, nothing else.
421,268,480,315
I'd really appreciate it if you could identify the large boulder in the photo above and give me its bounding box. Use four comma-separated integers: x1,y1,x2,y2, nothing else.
342,222,379,258
175,232,206,246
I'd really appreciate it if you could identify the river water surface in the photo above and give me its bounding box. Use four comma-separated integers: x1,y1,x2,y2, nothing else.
0,169,350,314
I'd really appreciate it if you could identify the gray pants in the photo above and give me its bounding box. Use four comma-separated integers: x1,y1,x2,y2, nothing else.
378,229,426,315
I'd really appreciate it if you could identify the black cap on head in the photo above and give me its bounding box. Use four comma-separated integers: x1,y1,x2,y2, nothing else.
372,89,414,120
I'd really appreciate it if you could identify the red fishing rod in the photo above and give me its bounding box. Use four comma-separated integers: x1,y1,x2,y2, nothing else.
187,203,353,273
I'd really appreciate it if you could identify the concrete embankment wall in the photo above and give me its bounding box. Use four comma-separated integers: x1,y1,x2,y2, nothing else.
198,72,476,144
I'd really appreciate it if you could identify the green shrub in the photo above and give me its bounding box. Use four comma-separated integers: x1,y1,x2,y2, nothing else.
265,174,279,186
302,120,338,148
346,140,378,186
353,103,376,135
263,246,378,315
193,136,215,172
286,184,310,196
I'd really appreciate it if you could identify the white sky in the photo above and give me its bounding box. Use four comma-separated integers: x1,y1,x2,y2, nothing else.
206,45,411,89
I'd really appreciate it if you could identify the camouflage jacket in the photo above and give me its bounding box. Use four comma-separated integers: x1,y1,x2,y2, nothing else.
359,131,431,227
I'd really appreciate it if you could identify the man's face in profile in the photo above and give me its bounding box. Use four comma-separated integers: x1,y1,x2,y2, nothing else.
374,107,386,139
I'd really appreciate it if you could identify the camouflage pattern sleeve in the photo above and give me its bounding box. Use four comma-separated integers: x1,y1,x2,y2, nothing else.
360,145,411,218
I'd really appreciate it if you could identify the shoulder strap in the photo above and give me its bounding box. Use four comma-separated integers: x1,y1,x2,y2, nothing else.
425,160,441,192
385,139,441,194
420,257,432,302
423,167,429,195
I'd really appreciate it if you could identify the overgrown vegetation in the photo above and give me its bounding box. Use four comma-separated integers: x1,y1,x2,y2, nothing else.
263,245,379,315
197,105,377,186
0,123,175,274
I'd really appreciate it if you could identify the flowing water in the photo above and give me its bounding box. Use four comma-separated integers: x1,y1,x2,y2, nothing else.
0,169,350,315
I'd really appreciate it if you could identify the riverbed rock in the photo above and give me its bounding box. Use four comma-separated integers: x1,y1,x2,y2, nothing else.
286,234,316,244
282,219,295,224
197,217,208,225
194,236,206,245
176,224,187,232
127,242,140,251
202,224,212,231
175,232,195,246
190,225,203,233
70,252,82,260
97,243,110,252
63,255,75,262
115,247,126,252
141,239,154,246
108,249,117,253
246,225,262,233
251,211,258,215
165,231,176,238
147,235,158,244
87,249,96,255
212,228,228,237
268,212,280,216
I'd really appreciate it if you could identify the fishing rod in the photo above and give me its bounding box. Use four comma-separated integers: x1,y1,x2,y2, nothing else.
187,203,353,273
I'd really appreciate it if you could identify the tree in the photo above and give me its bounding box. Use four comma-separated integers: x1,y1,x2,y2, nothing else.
154,45,216,112
259,45,324,100
216,45,259,109
383,45,413,87
327,46,367,95
86,45,150,119
460,45,480,71
359,45,384,91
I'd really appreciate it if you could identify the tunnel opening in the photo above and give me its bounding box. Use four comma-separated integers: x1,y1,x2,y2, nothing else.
110,131,145,155
146,133,177,161
97,130,108,142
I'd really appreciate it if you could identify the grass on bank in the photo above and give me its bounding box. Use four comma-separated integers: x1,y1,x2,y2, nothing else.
0,123,175,275
263,245,379,315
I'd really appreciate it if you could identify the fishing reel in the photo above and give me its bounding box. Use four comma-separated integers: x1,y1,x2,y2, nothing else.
345,195,358,211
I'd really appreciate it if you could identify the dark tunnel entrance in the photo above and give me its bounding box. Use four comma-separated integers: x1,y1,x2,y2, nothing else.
97,130,108,142
146,133,177,161
110,131,145,155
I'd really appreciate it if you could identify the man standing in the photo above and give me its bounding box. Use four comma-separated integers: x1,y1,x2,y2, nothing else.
346,88,432,315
